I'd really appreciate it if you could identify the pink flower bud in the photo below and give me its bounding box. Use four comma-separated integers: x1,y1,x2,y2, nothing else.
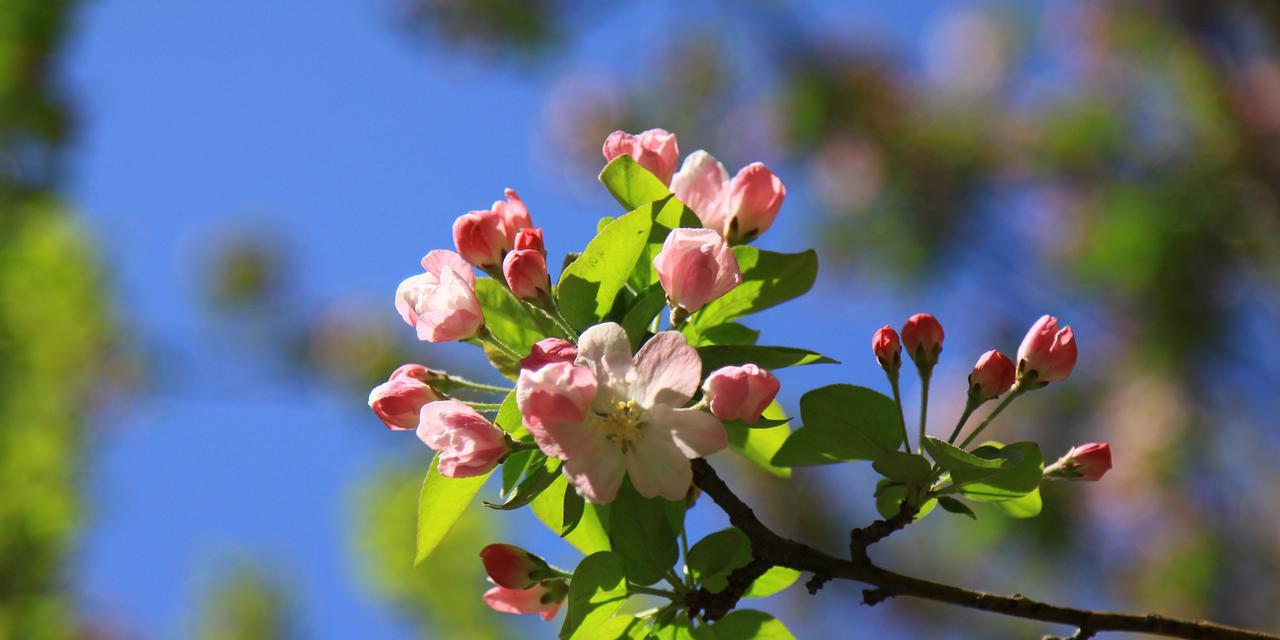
1047,442,1112,481
653,228,742,314
722,162,786,244
1017,315,1078,383
502,249,550,301
417,400,509,478
968,349,1015,402
602,128,680,185
368,376,441,430
482,579,567,621
702,364,780,424
395,250,485,342
901,313,945,367
871,325,901,371
480,544,550,589
520,338,578,372
388,363,440,384
493,188,533,241
452,208,508,269
513,227,545,255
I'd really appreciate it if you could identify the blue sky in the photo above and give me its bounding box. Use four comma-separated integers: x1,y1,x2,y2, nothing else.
60,1,1048,637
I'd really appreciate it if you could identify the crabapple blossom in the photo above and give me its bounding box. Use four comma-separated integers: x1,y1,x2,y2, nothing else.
452,208,508,270
513,227,545,255
902,313,945,368
516,323,727,503
652,228,742,317
871,325,902,372
702,364,781,424
395,250,485,342
1046,442,1112,481
502,248,550,301
670,150,787,243
417,400,509,478
519,337,578,372
1017,315,1078,384
968,349,1015,402
493,188,532,241
602,128,680,184
368,365,442,430
482,579,566,621
479,544,551,590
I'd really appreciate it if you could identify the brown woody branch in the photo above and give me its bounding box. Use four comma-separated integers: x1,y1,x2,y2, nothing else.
689,458,1278,640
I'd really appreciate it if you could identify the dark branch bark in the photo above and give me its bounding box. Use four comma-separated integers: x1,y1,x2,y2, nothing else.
690,458,1278,640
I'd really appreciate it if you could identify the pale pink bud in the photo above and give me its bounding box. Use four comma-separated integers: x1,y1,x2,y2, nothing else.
388,363,441,384
482,579,566,621
493,188,533,241
1048,442,1112,481
513,227,545,255
969,349,1015,402
602,128,680,185
368,376,441,430
653,228,742,314
671,150,731,231
452,208,508,269
722,162,786,244
702,364,781,424
502,249,550,301
395,250,485,342
1017,315,1078,383
417,400,509,478
480,544,550,589
901,313,945,367
871,325,901,371
519,338,578,372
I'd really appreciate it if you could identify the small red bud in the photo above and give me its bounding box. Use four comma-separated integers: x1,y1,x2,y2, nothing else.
901,313,944,368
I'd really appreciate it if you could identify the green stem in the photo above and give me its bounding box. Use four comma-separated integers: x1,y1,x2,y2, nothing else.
958,389,1024,449
946,398,978,445
479,327,523,361
679,526,692,586
441,375,512,395
663,569,687,594
466,401,504,411
889,373,910,453
545,304,580,341
917,369,932,455
627,584,680,600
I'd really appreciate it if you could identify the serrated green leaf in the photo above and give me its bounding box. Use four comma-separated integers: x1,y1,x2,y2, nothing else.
599,155,672,211
872,451,933,484
561,551,629,640
743,566,801,599
953,442,1044,502
991,487,1042,518
692,248,818,328
558,202,658,330
484,457,562,510
562,482,586,536
597,216,616,234
693,610,796,640
532,475,612,554
608,487,679,585
923,436,1002,470
472,278,566,378
771,385,900,467
936,496,978,519
695,344,838,376
694,322,760,346
414,457,492,566
493,391,526,437
726,401,791,478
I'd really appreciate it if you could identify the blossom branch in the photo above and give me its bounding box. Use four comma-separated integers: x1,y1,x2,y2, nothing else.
689,458,1278,640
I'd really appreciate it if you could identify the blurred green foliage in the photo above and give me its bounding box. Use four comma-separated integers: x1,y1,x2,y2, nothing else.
195,565,294,640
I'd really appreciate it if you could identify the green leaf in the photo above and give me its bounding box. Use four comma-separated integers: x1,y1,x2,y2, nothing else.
473,278,566,377
722,417,789,430
557,202,657,330
952,442,1044,502
743,567,801,599
991,487,1042,518
562,482,586,536
500,449,534,497
414,457,492,566
694,322,760,346
653,614,697,640
694,610,796,640
532,475,612,554
872,451,933,484
629,196,701,291
585,615,645,640
873,480,938,520
726,401,791,478
936,496,978,519
922,436,1002,471
484,457,562,510
696,345,838,376
621,283,668,350
608,487,679,585
599,155,672,211
771,385,901,467
692,248,818,328
560,551,629,640
685,529,750,593
597,216,616,234
494,391,526,437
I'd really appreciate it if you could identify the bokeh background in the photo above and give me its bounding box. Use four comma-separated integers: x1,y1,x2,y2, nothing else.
5,0,1280,638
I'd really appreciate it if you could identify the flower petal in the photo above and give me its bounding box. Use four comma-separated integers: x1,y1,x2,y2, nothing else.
670,150,729,228
575,322,634,399
649,405,728,458
624,434,692,501
563,439,627,503
516,362,598,459
631,331,701,408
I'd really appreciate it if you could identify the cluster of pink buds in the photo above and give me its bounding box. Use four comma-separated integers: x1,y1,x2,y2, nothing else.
479,544,567,620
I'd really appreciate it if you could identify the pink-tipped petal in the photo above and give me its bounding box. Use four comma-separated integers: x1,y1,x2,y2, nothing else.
631,331,702,408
